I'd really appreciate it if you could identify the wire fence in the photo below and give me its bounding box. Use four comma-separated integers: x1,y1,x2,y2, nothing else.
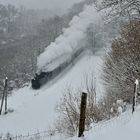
0,110,133,140
0,129,65,140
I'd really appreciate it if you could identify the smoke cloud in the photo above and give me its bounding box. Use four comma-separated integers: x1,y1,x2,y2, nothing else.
37,4,102,72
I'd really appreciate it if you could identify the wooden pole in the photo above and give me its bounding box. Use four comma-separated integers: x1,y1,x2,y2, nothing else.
78,92,87,137
132,95,135,114
132,79,139,114
5,77,8,114
0,77,8,115
94,77,96,105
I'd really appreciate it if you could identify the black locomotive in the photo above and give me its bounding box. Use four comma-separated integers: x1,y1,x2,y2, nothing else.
31,47,85,89
31,72,49,89
31,59,69,89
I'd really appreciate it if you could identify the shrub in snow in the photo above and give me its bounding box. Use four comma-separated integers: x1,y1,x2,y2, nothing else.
117,106,123,114
109,99,127,117
2,133,13,140
55,76,104,136
55,91,103,136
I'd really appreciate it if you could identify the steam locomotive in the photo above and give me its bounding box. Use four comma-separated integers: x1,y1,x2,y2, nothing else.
31,72,50,89
31,60,69,89
31,47,84,89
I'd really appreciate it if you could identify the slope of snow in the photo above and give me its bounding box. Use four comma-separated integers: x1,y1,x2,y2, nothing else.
37,4,102,72
0,50,104,135
70,107,140,140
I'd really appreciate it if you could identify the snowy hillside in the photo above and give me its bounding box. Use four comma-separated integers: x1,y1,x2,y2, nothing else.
0,50,104,135
70,107,140,140
1,1,139,140
0,2,105,137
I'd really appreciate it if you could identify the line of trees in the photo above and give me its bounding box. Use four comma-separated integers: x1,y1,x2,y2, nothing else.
103,19,140,103
101,0,140,113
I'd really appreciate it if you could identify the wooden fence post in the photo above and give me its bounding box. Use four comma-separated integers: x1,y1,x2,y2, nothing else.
132,79,139,114
78,92,87,137
0,77,8,115
5,77,8,114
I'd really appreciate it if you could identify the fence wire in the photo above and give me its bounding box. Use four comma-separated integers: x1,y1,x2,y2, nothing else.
0,129,61,140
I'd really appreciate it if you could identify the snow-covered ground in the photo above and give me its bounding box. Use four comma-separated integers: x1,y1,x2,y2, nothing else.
0,50,104,135
1,1,138,139
70,106,140,140
0,2,107,138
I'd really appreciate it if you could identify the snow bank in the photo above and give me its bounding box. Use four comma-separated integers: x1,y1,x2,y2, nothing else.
69,107,140,140
37,4,102,72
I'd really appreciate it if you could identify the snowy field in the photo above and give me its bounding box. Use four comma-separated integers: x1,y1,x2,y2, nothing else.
0,50,104,135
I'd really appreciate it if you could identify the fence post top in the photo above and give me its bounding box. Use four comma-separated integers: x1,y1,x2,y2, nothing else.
82,92,87,97
135,79,139,85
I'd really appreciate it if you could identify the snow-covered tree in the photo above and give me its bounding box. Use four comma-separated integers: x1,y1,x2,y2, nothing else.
103,19,140,103
86,23,106,53
101,0,140,22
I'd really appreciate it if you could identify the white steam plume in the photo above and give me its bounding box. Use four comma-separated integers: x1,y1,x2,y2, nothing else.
37,4,102,72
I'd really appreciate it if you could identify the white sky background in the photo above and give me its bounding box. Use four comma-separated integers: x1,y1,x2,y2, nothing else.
0,0,83,12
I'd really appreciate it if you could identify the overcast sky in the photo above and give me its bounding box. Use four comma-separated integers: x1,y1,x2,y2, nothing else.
0,0,83,11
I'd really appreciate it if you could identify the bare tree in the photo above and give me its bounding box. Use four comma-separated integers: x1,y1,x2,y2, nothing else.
55,75,104,136
101,0,140,22
103,19,140,103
